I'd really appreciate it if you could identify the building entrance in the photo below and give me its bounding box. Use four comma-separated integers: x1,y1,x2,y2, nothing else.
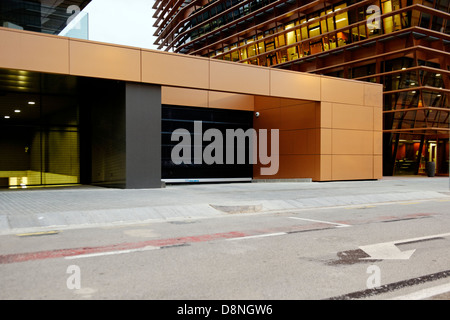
0,69,80,188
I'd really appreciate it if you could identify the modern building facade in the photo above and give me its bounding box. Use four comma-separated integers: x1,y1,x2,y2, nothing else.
0,0,90,35
154,0,449,177
0,23,382,188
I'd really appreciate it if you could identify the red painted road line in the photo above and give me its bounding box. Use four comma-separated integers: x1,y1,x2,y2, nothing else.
0,222,334,264
0,231,247,264
335,213,434,226
0,212,437,264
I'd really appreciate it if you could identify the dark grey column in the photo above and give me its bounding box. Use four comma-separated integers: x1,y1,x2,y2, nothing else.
125,83,162,189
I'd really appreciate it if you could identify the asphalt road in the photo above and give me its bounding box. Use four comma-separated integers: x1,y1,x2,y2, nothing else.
0,198,449,302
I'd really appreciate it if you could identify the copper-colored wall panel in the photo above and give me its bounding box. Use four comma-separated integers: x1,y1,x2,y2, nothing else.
280,103,317,130
280,129,317,155
0,28,21,68
0,28,69,74
374,131,383,156
256,155,317,180
254,107,281,130
69,40,141,81
161,86,208,108
142,50,209,89
210,60,270,95
280,98,310,108
364,84,383,108
319,155,332,181
321,77,365,105
279,155,316,180
208,91,254,111
320,102,332,129
254,97,320,181
374,155,383,179
332,130,374,155
374,107,383,132
254,96,280,110
309,129,319,155
332,103,374,131
320,128,332,155
332,155,374,180
162,87,255,111
270,70,321,101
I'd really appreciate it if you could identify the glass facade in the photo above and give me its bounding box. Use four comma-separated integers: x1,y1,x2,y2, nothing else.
0,0,90,37
187,1,447,65
0,70,81,187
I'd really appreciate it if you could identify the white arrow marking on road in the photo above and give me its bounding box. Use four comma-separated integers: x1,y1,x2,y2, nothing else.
359,243,416,260
359,232,450,260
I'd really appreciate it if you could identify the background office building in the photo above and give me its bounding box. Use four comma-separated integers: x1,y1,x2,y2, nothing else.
153,0,450,177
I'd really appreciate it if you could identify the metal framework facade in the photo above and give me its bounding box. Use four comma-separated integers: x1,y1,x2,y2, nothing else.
154,0,450,176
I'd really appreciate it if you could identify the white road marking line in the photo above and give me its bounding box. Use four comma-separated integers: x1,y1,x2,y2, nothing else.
64,246,160,260
226,232,287,241
391,232,450,245
359,232,450,260
289,217,351,228
390,282,450,300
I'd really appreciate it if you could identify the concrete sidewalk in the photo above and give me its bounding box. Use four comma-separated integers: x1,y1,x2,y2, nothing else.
0,176,449,234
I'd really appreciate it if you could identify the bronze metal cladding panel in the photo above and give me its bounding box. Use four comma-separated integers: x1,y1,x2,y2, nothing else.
331,130,374,155
69,39,141,82
161,86,209,108
254,99,320,181
0,28,69,74
270,70,321,101
253,106,281,131
320,128,332,155
319,102,332,129
279,129,318,156
208,91,254,111
374,155,383,180
280,102,318,130
142,50,209,89
275,155,317,180
209,60,270,96
332,155,374,181
319,99,381,181
332,103,374,131
373,106,383,132
321,76,365,105
364,84,383,108
320,155,332,181
253,96,281,110
161,87,255,111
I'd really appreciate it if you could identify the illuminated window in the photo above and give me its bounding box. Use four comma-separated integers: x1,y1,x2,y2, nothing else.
334,3,348,29
326,9,335,32
247,43,257,58
300,18,308,40
230,44,239,62
308,15,321,38
257,34,265,54
285,23,298,60
239,41,247,60
382,0,394,33
320,11,328,34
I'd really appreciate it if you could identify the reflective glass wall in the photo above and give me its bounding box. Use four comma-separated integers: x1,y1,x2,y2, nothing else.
173,0,449,67
0,70,80,188
0,0,90,39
